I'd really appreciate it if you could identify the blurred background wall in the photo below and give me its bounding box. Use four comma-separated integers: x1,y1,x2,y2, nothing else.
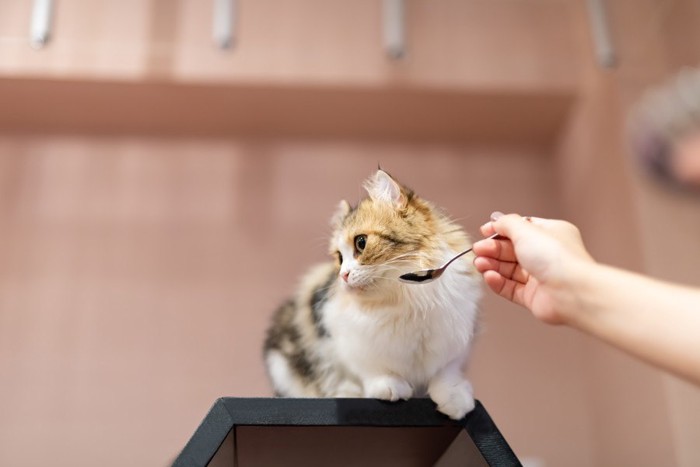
0,1,699,466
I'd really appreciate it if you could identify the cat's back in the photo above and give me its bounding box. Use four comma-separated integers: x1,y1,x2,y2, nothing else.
263,262,338,396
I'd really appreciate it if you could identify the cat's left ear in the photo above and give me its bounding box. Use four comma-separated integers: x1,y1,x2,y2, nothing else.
331,200,351,227
364,170,407,209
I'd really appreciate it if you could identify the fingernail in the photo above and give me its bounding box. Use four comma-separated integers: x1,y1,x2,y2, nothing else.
490,211,504,221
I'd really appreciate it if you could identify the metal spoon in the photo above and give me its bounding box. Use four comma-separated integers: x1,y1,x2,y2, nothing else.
399,233,500,284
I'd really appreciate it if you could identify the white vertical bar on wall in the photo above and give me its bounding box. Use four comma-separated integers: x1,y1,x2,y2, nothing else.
213,0,236,49
30,0,54,49
586,0,617,68
383,0,405,60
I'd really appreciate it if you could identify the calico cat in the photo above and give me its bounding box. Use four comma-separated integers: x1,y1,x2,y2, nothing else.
263,169,481,420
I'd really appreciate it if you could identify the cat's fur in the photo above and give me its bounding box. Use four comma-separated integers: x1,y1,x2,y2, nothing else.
263,170,481,419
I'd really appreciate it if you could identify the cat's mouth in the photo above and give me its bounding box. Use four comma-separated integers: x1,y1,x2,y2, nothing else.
343,282,367,293
341,280,368,293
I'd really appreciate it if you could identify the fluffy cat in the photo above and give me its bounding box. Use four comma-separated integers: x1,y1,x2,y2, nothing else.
263,169,481,420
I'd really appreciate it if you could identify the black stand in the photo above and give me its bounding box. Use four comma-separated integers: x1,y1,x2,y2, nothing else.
173,398,520,467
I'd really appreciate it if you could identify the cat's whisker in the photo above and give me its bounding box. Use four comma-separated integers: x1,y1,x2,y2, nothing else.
382,255,426,267
391,250,437,262
359,274,397,282
386,251,425,261
312,282,340,295
372,277,401,283
449,214,473,223
382,260,420,268
441,228,468,236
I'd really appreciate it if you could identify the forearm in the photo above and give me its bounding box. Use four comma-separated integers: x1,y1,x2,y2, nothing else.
565,264,700,385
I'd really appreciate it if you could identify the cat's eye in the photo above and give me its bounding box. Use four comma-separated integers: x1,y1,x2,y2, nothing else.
336,251,343,264
354,235,367,254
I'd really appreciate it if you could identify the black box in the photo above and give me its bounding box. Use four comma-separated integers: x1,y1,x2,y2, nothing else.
173,398,520,466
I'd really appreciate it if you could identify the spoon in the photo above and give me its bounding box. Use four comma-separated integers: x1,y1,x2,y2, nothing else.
399,233,500,284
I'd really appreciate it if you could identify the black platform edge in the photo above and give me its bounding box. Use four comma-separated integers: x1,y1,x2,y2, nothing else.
462,401,520,467
172,398,521,467
173,398,235,467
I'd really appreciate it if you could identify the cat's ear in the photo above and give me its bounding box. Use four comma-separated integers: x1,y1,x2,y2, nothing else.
364,170,407,209
331,200,351,227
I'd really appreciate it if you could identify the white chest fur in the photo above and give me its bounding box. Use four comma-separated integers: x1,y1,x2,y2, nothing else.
324,267,482,391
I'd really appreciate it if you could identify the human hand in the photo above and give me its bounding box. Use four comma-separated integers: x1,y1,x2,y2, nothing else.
472,212,596,325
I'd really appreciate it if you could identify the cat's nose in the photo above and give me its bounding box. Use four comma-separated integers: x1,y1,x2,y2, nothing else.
341,271,350,282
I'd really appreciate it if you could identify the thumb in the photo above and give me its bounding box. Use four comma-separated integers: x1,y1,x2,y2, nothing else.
491,213,537,242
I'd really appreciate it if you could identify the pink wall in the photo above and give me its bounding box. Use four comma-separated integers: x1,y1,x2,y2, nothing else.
0,136,598,466
611,1,700,466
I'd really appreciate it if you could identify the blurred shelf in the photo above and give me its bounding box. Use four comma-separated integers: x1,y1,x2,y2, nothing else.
0,0,580,92
0,77,572,146
0,0,580,145
172,398,520,467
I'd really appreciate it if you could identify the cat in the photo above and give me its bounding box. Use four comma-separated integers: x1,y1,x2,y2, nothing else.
263,169,482,420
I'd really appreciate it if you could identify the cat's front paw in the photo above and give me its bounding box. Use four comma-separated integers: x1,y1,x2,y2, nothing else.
364,376,413,402
429,380,475,420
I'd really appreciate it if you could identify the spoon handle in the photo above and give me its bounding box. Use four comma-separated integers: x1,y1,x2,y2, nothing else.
442,233,499,269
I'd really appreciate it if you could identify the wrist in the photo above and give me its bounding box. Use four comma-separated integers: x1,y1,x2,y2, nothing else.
552,259,605,327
